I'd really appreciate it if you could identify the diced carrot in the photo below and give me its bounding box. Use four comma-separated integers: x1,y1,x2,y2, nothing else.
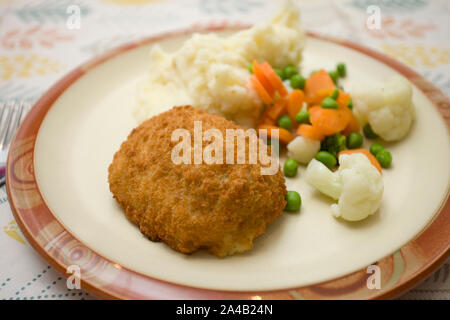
250,75,273,105
260,62,288,97
337,90,350,109
257,124,294,144
297,124,325,141
258,115,276,126
287,89,305,124
338,149,382,173
308,105,322,119
342,110,360,136
252,60,275,97
309,107,351,136
307,88,334,105
305,70,336,104
265,97,287,121
307,88,350,108
259,108,272,123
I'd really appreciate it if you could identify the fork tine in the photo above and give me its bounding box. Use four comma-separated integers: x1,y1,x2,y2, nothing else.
0,102,6,122
20,102,30,123
0,102,6,131
5,101,24,147
0,102,14,150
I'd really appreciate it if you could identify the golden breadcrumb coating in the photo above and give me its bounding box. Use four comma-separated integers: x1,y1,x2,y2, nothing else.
108,106,286,257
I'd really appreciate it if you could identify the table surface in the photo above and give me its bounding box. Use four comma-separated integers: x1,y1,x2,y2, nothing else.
0,0,449,300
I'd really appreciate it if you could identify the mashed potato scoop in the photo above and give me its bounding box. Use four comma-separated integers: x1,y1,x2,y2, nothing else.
136,4,305,127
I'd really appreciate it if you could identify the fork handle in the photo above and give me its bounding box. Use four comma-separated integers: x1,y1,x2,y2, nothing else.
0,165,4,187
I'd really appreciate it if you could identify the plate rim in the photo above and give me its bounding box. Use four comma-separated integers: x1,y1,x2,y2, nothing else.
6,25,450,300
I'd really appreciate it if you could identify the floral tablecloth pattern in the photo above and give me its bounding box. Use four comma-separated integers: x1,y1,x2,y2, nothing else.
0,0,449,300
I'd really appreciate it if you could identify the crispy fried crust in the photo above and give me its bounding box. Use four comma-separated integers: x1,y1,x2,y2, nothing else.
108,106,286,257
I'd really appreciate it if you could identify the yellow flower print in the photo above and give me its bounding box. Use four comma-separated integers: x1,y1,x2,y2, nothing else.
3,220,26,245
0,54,63,80
382,44,450,68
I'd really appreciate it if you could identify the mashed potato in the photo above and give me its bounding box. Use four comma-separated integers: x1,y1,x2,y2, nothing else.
135,4,305,126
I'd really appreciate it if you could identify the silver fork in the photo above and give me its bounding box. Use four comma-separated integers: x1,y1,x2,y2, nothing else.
0,101,28,187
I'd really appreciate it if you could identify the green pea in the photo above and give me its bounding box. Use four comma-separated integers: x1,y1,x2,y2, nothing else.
337,63,346,77
277,114,292,131
330,88,339,100
336,134,347,152
347,98,353,110
321,133,347,157
285,191,302,212
283,158,299,177
274,68,286,80
347,132,363,149
248,62,253,73
376,150,392,168
329,71,339,84
321,97,338,109
284,65,298,78
290,74,306,90
315,151,337,169
363,123,378,139
295,110,310,124
369,143,384,156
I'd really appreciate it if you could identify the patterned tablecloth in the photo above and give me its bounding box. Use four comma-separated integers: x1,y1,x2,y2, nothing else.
0,0,449,300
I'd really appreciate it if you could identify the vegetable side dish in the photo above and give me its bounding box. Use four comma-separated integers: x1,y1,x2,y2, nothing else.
249,57,413,221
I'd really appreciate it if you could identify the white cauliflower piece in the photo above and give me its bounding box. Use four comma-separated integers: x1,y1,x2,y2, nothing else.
331,154,384,221
305,159,341,200
287,136,321,165
305,154,383,221
352,76,415,141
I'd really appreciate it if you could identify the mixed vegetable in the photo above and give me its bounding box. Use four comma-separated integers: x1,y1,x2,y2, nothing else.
249,60,395,214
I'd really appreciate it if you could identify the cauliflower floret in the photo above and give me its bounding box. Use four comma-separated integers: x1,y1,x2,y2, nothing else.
287,136,321,165
305,159,341,200
352,76,415,141
331,154,384,221
305,154,383,221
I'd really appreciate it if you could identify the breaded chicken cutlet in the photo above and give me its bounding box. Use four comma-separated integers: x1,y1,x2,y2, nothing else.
108,106,286,257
